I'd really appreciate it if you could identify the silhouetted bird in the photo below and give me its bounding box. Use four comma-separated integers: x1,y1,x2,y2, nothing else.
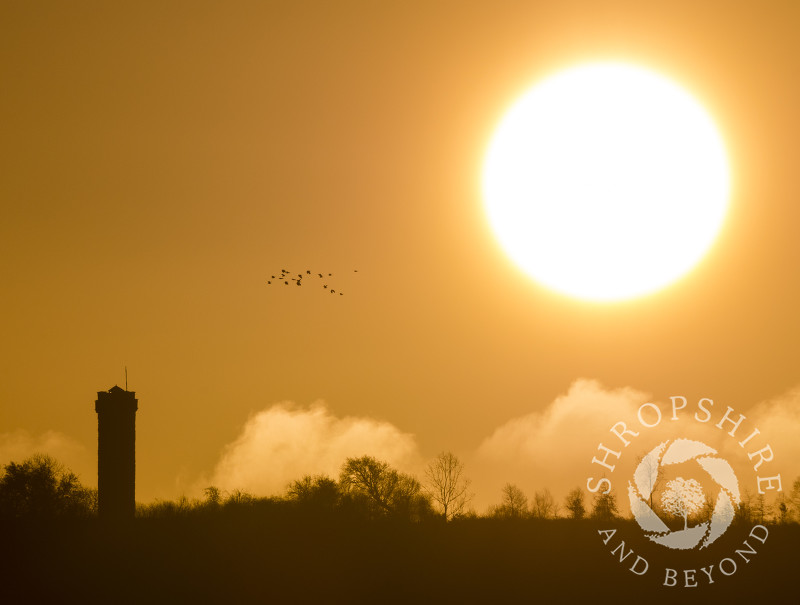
266,268,351,297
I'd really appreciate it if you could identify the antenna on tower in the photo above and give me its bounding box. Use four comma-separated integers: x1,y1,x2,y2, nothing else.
125,366,128,391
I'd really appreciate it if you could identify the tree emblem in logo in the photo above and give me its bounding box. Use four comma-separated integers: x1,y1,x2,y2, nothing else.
628,438,741,550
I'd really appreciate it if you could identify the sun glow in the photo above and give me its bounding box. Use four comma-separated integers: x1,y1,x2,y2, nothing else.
482,62,731,302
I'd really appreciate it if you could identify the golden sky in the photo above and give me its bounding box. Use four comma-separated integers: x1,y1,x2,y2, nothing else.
2,1,799,506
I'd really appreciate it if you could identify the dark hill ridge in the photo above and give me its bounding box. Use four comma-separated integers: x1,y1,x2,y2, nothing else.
1,510,796,604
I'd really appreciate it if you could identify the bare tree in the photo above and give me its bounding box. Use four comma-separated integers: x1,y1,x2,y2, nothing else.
788,477,800,522
530,488,557,519
340,456,399,515
225,489,255,506
774,494,789,524
495,483,528,519
751,492,771,525
635,451,662,508
591,489,619,521
424,451,472,521
700,492,715,523
203,486,222,507
734,488,754,525
564,487,586,520
661,478,704,530
287,474,340,509
339,455,431,520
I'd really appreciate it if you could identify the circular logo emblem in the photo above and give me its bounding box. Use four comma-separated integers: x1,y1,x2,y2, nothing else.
628,438,741,550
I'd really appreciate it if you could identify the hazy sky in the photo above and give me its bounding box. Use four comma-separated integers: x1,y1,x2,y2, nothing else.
2,1,799,506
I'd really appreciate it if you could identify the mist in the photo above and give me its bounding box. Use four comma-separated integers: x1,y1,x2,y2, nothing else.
0,429,93,486
204,401,422,496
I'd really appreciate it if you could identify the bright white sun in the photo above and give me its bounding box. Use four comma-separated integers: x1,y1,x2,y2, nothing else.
482,62,731,302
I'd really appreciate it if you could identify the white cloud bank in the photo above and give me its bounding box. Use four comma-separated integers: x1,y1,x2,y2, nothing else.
474,379,649,505
206,401,421,496
198,382,800,508
744,386,800,485
473,379,800,511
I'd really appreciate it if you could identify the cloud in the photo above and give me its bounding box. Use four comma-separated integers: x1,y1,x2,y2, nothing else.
742,386,800,487
473,379,800,511
205,401,421,496
0,429,94,485
190,381,800,507
474,379,649,506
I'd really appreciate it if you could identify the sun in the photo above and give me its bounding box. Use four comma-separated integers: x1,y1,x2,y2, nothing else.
482,62,731,302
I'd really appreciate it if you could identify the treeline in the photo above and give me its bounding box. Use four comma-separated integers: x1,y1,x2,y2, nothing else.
2,453,800,603
2,452,799,527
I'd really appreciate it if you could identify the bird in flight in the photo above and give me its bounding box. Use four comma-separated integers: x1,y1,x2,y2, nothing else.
266,268,357,296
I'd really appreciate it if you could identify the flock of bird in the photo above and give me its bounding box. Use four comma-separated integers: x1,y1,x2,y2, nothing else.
266,268,357,296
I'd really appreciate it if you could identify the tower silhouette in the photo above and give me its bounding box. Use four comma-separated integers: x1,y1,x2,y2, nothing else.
95,385,138,519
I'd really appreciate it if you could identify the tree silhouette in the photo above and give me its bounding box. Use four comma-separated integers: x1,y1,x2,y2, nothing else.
775,495,789,524
203,486,222,507
734,488,754,525
634,451,662,508
700,492,716,523
494,483,528,519
287,474,340,510
339,455,431,520
751,492,770,525
591,489,619,521
424,451,472,521
0,454,95,519
564,487,586,520
225,488,255,507
661,478,704,530
530,488,558,519
789,477,800,522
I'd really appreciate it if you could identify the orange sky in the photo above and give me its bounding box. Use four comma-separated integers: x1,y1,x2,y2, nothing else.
2,1,799,506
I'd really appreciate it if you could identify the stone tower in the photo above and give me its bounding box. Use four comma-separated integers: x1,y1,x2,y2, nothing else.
95,385,138,519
